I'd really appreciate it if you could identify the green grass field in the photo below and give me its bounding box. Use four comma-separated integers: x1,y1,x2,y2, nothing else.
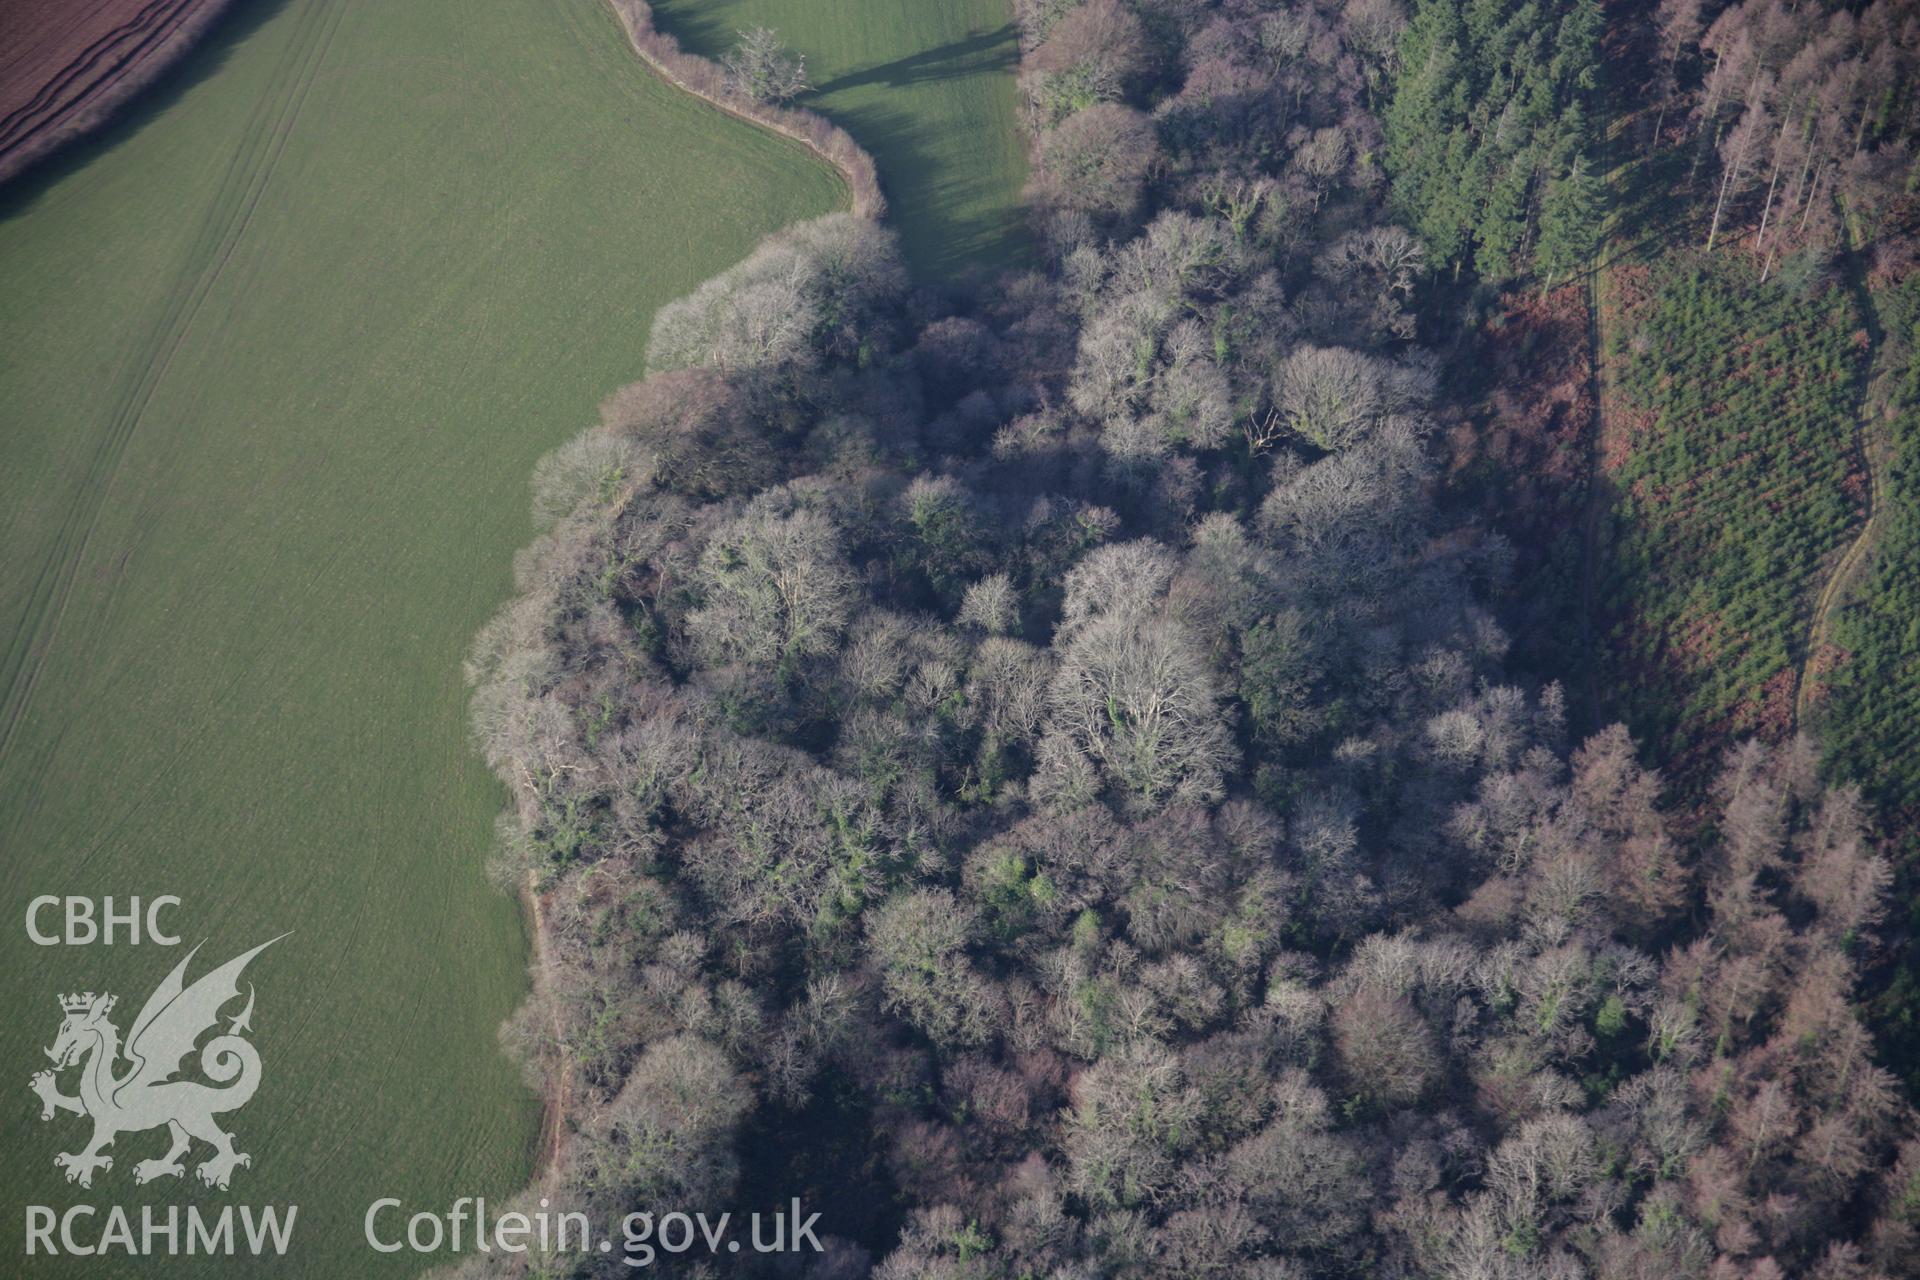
650,0,1029,279
0,0,841,1272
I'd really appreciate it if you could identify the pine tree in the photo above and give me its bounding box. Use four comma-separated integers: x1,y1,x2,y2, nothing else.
1384,0,1471,270
1535,154,1603,292
1384,0,1600,282
1474,166,1530,280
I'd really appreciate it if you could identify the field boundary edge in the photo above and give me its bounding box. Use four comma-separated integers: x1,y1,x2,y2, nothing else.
0,0,244,187
602,0,885,220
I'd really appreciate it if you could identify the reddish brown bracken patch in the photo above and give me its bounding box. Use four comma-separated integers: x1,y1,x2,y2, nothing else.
1734,667,1800,741
1452,282,1594,542
1798,641,1850,709
1671,609,1724,673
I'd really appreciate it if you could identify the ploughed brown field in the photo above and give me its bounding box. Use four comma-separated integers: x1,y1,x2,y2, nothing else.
0,0,229,180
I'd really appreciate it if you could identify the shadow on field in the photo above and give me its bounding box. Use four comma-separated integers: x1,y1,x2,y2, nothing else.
644,0,735,60
831,95,1028,281
806,27,1030,280
0,0,294,222
642,2,1032,280
811,25,1019,96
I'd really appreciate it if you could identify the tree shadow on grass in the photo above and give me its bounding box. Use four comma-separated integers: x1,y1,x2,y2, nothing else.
636,4,1032,282
643,0,735,61
0,0,296,223
808,28,1030,281
830,97,1029,282
809,24,1018,96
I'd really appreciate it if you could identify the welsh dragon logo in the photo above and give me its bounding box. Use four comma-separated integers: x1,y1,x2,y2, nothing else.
28,937,283,1190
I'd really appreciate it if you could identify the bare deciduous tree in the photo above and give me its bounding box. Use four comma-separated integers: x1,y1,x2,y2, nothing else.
1270,345,1386,451
1021,0,1149,124
648,214,904,374
598,367,775,499
1033,103,1159,223
528,430,653,530
572,1033,750,1213
959,572,1019,635
1331,985,1435,1110
687,492,856,668
1059,538,1177,636
1048,612,1237,810
722,27,810,105
869,889,1000,1046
